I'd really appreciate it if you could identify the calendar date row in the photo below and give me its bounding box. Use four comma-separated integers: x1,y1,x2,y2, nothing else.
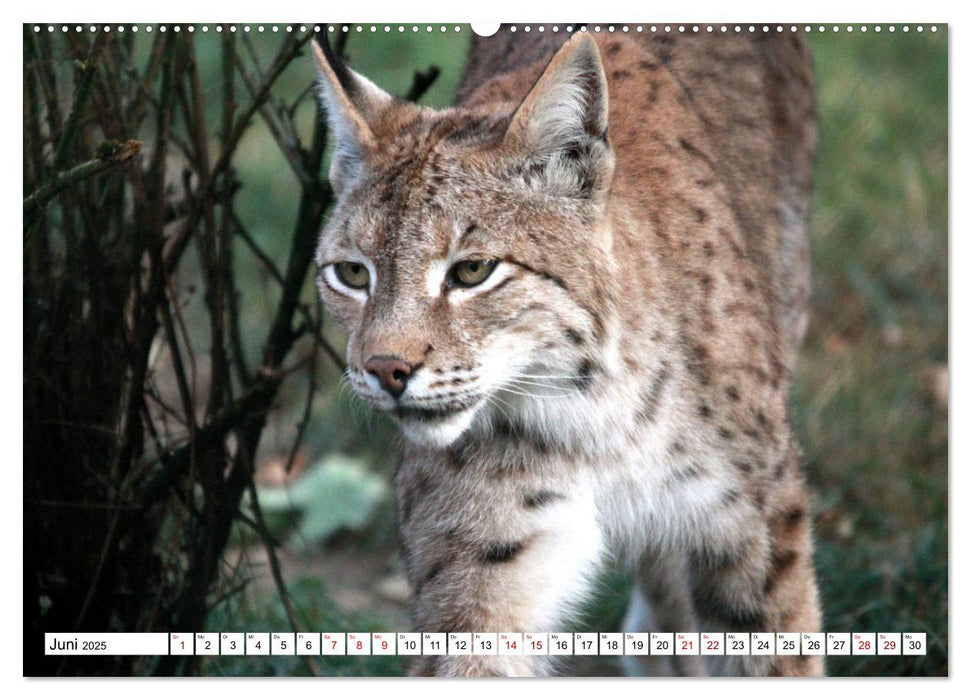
46,632,926,657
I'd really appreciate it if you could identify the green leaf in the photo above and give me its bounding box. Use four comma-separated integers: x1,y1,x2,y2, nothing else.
255,454,388,545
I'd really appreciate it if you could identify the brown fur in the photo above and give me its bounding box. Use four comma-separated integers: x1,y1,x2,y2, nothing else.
313,28,822,676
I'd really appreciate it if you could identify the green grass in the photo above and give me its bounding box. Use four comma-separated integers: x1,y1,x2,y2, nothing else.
796,30,948,675
202,575,406,676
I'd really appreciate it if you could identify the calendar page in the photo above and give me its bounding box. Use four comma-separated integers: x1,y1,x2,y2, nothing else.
23,9,948,680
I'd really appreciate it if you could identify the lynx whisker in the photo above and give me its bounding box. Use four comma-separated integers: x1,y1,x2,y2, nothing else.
505,377,578,391
481,392,517,425
496,385,573,400
509,373,587,380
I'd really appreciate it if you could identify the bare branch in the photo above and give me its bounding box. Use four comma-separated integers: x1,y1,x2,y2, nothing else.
23,139,141,219
52,31,110,172
246,480,323,676
285,300,321,476
231,209,285,284
405,65,441,102
233,46,316,189
163,29,316,272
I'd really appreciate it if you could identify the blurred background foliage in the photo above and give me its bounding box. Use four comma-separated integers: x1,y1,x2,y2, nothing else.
795,29,947,676
24,25,946,677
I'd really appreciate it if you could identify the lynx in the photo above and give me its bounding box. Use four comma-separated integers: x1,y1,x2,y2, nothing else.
312,28,822,676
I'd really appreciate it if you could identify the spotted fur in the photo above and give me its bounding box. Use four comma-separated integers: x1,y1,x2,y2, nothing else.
313,28,821,677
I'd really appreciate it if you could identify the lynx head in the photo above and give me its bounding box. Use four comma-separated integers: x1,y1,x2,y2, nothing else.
313,34,619,448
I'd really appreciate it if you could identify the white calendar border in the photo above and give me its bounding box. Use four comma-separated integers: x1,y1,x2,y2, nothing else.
6,0,961,696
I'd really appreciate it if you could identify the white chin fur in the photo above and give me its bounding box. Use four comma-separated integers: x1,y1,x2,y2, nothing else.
398,408,478,448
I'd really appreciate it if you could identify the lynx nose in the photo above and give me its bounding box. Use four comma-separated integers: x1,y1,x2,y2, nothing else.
364,355,413,398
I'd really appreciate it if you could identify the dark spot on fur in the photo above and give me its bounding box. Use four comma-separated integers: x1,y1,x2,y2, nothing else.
445,449,463,471
605,42,623,56
492,416,555,455
645,80,661,106
636,364,671,424
669,440,686,455
693,207,709,224
698,404,712,418
425,563,443,583
492,417,519,441
721,489,742,506
734,461,753,474
783,506,806,531
639,59,659,71
726,386,740,401
690,545,744,571
573,359,595,391
763,550,799,595
564,327,583,345
687,352,713,386
674,461,705,482
562,142,585,162
703,241,715,257
679,137,718,175
612,69,632,80
483,542,525,564
754,488,766,511
718,427,735,441
692,589,767,631
399,470,432,524
523,491,563,509
415,561,446,595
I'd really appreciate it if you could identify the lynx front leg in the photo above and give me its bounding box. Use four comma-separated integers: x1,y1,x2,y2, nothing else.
622,546,707,676
689,452,824,677
397,462,605,677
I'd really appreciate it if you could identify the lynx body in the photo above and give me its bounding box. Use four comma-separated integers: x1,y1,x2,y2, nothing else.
313,29,821,676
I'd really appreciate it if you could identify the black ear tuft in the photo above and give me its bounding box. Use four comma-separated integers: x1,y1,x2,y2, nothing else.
311,33,394,193
313,30,358,100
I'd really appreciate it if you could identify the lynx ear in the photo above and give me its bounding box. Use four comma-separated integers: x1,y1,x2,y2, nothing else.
312,38,395,193
505,34,613,198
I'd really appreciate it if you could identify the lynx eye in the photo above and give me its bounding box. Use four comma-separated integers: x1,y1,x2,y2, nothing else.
449,259,497,288
334,261,370,290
